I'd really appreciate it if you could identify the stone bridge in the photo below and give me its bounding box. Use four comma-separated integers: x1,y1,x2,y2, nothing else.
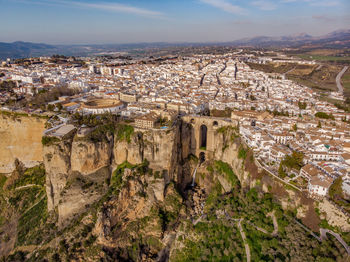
182,115,238,160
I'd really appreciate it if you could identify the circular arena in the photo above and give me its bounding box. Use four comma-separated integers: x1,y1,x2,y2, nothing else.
81,99,124,114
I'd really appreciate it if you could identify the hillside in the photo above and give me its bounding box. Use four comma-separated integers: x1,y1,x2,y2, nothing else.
0,42,56,59
0,119,349,261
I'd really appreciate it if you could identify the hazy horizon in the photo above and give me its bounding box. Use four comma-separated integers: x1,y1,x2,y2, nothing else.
1,0,350,45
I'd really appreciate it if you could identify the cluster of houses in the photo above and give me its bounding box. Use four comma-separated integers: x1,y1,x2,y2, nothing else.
236,110,350,198
2,52,350,200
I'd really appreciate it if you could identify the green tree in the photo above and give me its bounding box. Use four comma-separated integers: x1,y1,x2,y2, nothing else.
315,112,334,120
278,163,287,178
280,151,304,171
47,104,54,111
57,103,63,111
298,101,307,110
329,177,343,200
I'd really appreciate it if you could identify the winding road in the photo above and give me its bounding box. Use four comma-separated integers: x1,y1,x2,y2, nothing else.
336,66,349,94
320,229,350,254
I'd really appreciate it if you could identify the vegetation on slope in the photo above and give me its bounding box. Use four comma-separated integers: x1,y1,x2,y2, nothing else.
115,124,134,143
1,155,348,261
172,162,347,261
0,164,57,260
41,136,60,146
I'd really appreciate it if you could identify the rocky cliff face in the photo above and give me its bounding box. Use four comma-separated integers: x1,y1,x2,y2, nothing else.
114,133,143,166
44,126,181,226
4,119,348,261
43,139,72,211
93,166,184,261
0,114,46,173
43,120,349,232
44,134,113,226
71,136,113,175
113,128,177,173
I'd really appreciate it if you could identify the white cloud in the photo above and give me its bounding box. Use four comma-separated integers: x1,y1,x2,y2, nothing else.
280,0,340,6
199,0,246,15
280,0,312,3
71,1,164,17
309,0,340,7
312,15,335,22
252,0,277,10
280,0,298,3
15,0,164,18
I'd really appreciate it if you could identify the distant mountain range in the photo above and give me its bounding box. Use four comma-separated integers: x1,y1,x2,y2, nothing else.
228,29,350,48
0,29,349,59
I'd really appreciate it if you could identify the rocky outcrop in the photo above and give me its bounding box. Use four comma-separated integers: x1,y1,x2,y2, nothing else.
71,137,113,175
43,139,72,211
114,133,143,166
0,114,46,173
113,128,177,172
44,134,114,223
171,121,196,191
94,167,184,260
143,129,176,172
58,167,110,226
44,127,180,226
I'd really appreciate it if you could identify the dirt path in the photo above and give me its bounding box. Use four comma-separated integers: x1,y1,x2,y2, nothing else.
248,222,268,234
238,218,251,262
268,211,278,236
257,160,302,191
14,184,42,191
20,194,45,217
247,211,278,236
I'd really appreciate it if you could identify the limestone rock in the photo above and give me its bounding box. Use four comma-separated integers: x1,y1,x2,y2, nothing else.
113,129,177,173
58,168,110,227
71,137,113,175
113,134,143,165
0,114,45,173
143,129,176,171
43,140,72,211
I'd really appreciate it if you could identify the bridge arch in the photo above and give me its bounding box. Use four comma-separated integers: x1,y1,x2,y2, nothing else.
200,125,207,149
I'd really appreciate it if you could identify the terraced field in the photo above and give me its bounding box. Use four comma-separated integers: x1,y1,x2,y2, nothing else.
247,61,342,93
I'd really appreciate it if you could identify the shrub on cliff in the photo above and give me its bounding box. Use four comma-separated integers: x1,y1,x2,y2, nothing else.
214,160,239,187
85,123,114,143
41,136,60,146
115,124,134,143
238,145,247,159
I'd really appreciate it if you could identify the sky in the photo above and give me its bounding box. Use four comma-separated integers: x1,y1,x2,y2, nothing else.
0,0,349,44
